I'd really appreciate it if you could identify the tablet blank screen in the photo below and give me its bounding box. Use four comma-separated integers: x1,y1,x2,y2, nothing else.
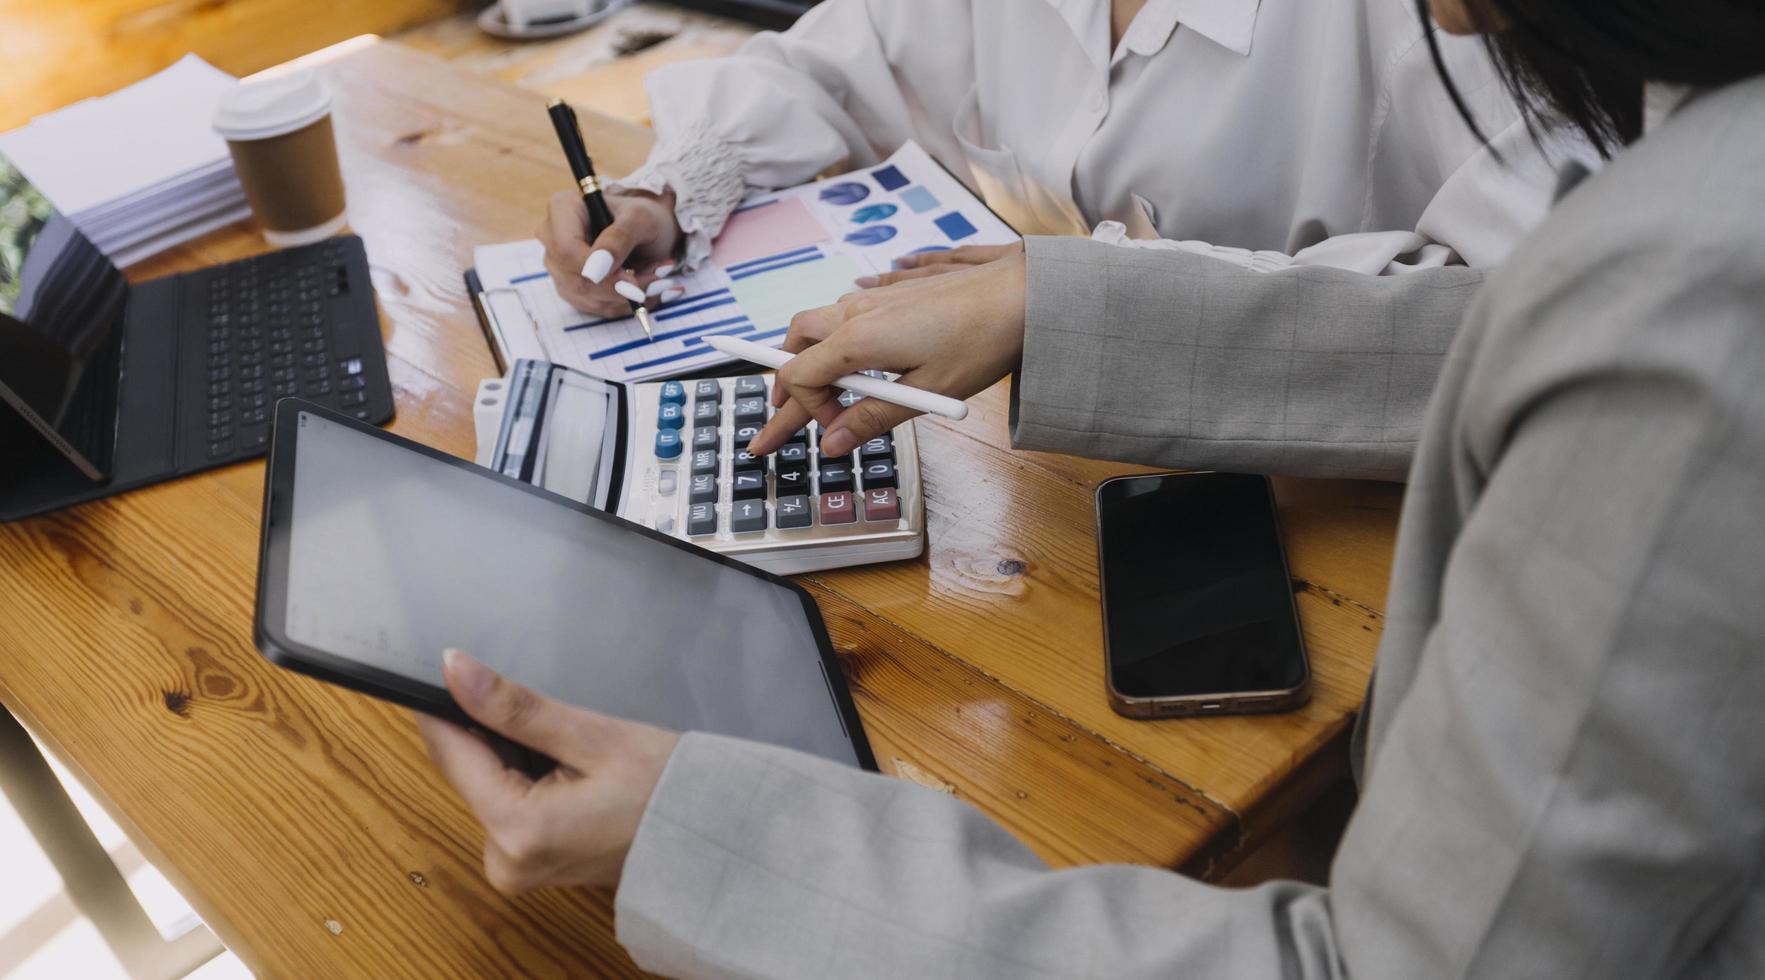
281,410,860,767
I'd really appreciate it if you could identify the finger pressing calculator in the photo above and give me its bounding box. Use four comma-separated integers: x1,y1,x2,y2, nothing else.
473,359,925,575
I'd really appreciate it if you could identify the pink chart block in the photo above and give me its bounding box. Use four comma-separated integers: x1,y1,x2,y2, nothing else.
711,197,831,268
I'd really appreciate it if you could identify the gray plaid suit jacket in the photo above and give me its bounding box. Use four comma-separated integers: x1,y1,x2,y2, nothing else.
610,77,1765,978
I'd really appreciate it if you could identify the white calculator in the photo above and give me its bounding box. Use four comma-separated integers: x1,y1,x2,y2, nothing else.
473,359,925,575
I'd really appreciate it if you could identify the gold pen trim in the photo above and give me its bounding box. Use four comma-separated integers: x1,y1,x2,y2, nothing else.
578,174,602,196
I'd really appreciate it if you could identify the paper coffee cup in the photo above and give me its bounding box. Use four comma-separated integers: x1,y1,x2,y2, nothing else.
213,71,347,247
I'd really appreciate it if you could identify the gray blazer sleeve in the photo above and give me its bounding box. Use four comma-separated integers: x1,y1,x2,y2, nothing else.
1009,235,1484,481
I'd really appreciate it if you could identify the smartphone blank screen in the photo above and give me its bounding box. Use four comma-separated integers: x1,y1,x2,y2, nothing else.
1097,473,1307,699
278,410,861,767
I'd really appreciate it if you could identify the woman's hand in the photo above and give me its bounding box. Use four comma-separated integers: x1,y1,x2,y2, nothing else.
537,189,686,318
416,649,680,894
854,242,1023,289
748,251,1028,458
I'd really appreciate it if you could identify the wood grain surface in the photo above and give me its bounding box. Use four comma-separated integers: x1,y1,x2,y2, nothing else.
0,41,1396,976
0,0,470,132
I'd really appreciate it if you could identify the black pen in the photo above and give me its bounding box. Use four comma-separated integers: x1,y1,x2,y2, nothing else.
546,97,655,338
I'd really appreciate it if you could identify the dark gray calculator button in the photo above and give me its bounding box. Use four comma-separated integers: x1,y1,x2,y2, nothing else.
734,423,761,448
784,427,809,448
730,499,767,533
732,471,766,500
819,462,855,494
733,449,766,472
734,376,767,398
778,443,808,466
733,397,767,425
819,448,854,468
693,400,721,425
776,495,812,529
838,389,863,408
862,459,898,489
692,427,718,449
689,473,717,503
694,379,722,403
692,449,718,474
859,434,893,461
776,466,810,494
687,503,716,536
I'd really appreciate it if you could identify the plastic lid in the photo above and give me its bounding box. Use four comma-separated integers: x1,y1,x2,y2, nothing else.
212,71,332,141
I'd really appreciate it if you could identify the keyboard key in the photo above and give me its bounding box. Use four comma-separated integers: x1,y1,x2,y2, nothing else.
863,487,901,522
693,401,721,426
658,470,678,496
777,443,808,467
691,449,718,475
692,427,718,449
818,461,855,494
734,376,767,398
734,423,761,448
819,492,857,525
657,403,685,430
776,466,810,494
694,379,722,403
655,430,683,459
689,473,717,503
659,381,687,405
687,503,716,536
861,459,898,490
860,434,894,461
776,495,813,529
341,357,363,376
838,389,863,409
731,471,766,500
733,449,766,472
733,397,767,425
730,499,767,533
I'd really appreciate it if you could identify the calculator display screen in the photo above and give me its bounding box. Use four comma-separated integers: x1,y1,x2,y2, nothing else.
1097,473,1308,700
277,410,861,767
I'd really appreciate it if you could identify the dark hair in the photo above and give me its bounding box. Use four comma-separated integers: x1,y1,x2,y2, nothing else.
1418,1,1765,157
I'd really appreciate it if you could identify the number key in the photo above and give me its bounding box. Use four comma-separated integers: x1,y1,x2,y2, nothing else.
732,471,766,500
859,434,893,461
778,443,808,466
818,461,855,494
776,467,810,494
861,459,897,489
733,448,767,472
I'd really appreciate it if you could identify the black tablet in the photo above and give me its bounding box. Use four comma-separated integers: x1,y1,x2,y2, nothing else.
253,399,874,771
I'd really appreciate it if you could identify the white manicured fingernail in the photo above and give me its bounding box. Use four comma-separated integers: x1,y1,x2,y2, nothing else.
663,286,686,302
582,250,614,283
614,280,646,304
646,277,676,297
654,263,675,278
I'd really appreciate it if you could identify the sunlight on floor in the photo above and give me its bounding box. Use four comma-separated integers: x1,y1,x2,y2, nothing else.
0,741,251,979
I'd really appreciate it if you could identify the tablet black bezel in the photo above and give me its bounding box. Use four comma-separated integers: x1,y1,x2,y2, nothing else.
253,397,877,772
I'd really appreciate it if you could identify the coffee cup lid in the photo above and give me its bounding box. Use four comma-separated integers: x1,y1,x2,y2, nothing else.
213,70,333,141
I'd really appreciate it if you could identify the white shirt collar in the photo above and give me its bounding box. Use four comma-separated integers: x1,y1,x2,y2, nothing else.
1043,0,1259,64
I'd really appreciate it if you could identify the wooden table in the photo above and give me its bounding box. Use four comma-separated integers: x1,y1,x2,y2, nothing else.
0,41,1398,977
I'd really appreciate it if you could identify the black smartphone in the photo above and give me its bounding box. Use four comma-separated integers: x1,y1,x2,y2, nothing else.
1095,472,1310,718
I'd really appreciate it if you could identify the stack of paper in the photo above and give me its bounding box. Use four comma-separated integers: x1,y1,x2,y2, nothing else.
0,55,250,267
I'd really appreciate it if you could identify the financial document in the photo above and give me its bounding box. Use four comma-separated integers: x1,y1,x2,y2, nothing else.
471,141,1018,382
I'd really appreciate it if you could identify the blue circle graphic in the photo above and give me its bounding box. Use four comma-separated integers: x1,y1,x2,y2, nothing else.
819,182,871,206
850,203,898,224
845,225,898,247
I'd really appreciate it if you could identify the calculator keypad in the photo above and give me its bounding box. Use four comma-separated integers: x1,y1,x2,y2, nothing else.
645,374,910,540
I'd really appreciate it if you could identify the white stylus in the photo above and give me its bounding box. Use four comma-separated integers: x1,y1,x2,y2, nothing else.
705,335,970,421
